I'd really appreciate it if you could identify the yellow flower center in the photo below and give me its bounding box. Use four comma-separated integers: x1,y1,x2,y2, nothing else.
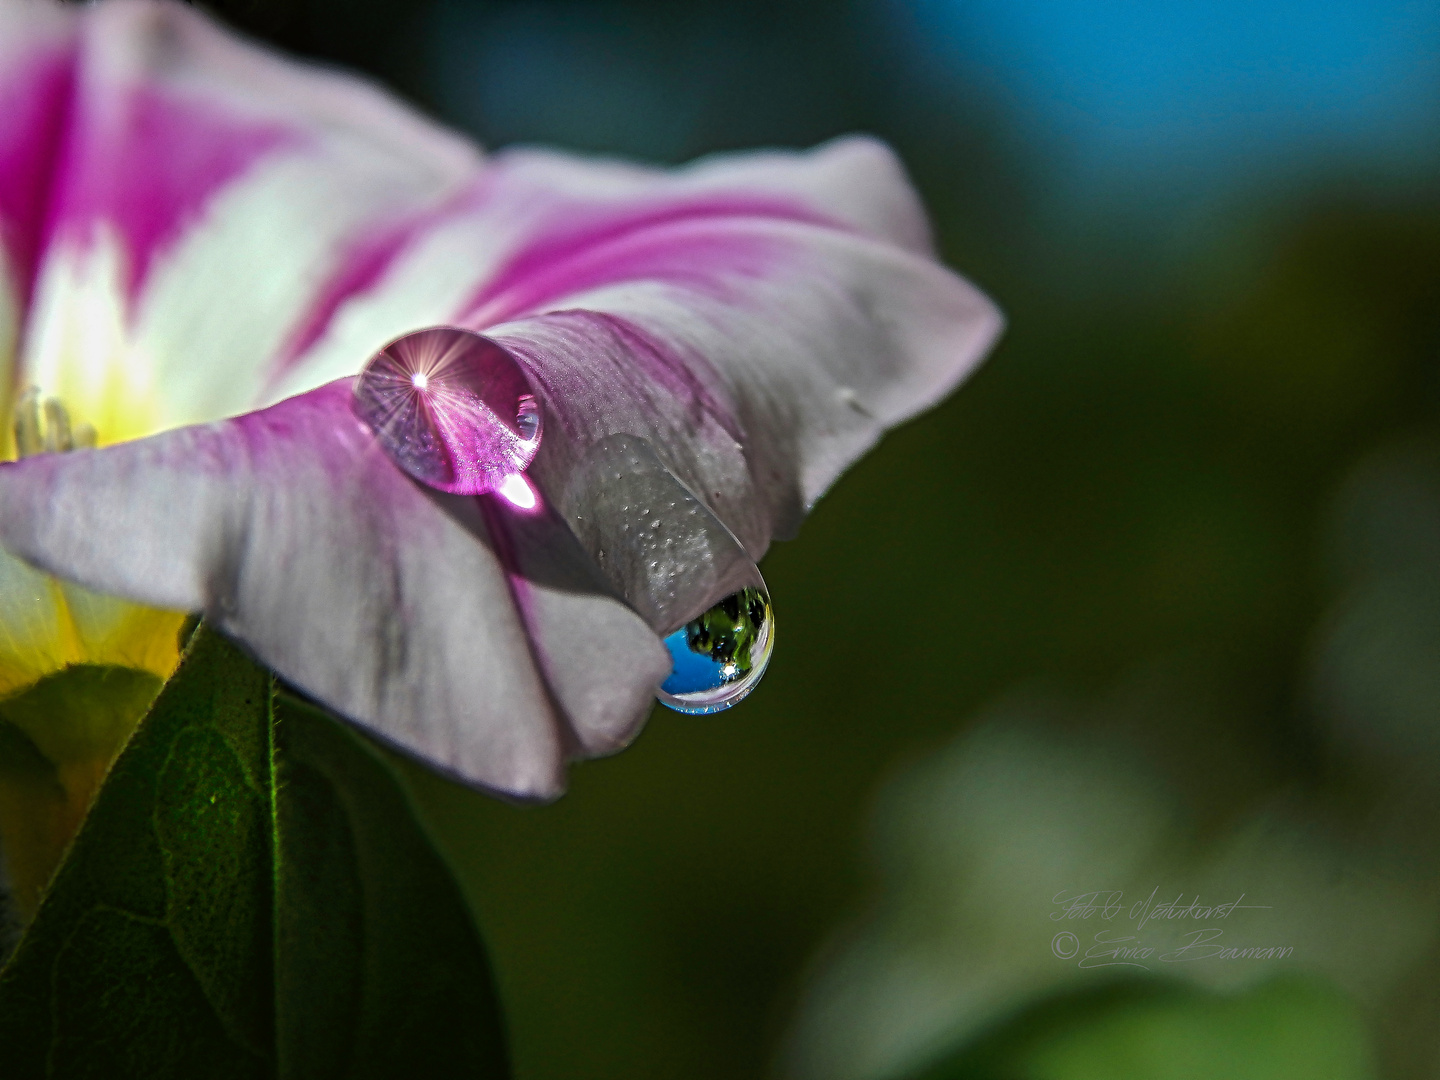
0,389,188,921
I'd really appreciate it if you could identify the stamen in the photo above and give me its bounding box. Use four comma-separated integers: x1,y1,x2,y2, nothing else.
42,398,72,453
12,388,92,458
14,388,42,457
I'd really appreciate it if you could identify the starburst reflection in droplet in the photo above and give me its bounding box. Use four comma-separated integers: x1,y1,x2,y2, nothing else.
353,327,542,496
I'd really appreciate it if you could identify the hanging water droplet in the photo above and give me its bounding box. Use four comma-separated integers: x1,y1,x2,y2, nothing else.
559,434,776,714
514,395,540,441
352,326,542,495
658,583,774,714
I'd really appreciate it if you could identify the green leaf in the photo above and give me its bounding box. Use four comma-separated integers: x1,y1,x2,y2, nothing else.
0,665,165,921
0,627,510,1078
271,691,510,1077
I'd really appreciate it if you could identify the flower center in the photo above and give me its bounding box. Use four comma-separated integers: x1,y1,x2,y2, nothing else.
12,387,96,458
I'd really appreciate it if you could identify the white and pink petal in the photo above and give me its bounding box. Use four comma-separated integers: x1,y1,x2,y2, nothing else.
0,0,1002,796
0,381,670,797
1,0,479,445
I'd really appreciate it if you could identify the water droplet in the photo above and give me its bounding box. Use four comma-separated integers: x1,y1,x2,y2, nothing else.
352,327,541,495
558,434,777,714
514,397,540,441
658,583,774,714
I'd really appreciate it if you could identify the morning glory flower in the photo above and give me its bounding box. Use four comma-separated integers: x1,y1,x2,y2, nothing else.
0,0,1001,797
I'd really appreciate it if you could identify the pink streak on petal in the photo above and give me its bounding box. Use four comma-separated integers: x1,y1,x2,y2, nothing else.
463,195,834,326
0,48,76,315
270,218,419,373
269,181,489,377
51,81,300,300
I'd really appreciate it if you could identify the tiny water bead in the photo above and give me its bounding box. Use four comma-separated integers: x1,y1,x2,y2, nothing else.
353,327,542,496
658,585,775,714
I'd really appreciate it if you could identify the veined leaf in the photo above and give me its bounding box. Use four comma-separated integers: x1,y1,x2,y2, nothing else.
0,627,509,1078
0,665,166,923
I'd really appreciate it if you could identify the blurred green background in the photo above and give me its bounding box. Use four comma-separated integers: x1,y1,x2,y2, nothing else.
205,1,1440,1076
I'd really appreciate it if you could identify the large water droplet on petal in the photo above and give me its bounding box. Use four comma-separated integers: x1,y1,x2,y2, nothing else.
353,327,541,495
560,435,775,714
659,584,774,714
